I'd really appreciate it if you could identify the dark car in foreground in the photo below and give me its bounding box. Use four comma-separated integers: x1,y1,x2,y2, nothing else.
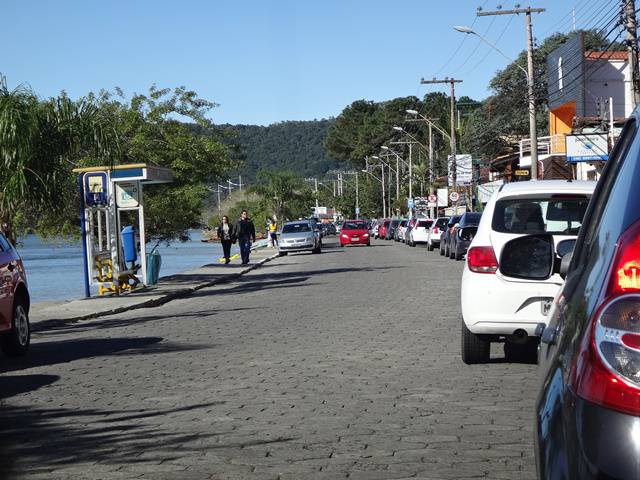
526,116,640,479
386,219,400,240
0,233,31,356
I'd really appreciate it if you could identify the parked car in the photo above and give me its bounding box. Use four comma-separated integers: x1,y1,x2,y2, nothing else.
440,215,461,257
408,218,434,246
339,220,371,246
278,220,322,255
385,219,400,240
395,220,407,242
378,219,390,239
427,217,450,251
0,233,30,357
459,180,595,364
448,212,482,260
533,118,640,479
403,217,417,245
326,223,337,235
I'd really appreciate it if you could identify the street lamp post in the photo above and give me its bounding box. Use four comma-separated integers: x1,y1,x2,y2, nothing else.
454,25,538,180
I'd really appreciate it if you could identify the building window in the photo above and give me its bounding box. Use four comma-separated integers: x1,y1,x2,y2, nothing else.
558,57,564,91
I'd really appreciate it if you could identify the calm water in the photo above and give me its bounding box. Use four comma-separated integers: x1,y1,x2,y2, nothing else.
17,231,233,303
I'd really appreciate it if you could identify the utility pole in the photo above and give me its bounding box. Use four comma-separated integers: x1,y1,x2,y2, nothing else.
381,163,386,219
238,175,243,191
355,172,359,219
314,178,319,210
421,77,463,189
478,6,545,180
408,142,413,216
625,0,640,108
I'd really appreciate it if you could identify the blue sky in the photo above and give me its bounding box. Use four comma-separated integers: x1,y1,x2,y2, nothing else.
2,0,613,125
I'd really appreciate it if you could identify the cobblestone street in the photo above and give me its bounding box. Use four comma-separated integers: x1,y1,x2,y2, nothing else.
1,238,538,479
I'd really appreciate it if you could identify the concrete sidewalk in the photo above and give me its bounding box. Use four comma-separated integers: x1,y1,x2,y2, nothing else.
30,247,280,331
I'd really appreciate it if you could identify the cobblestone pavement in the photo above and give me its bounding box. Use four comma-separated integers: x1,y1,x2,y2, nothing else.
0,238,538,480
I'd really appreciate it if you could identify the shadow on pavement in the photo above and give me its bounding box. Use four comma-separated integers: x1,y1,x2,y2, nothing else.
38,306,258,336
0,401,234,479
0,336,207,374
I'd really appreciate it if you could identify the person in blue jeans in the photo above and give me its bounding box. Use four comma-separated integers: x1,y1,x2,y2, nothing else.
233,210,256,265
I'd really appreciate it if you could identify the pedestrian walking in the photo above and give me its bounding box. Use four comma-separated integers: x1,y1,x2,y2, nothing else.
269,219,278,248
233,210,256,265
217,215,234,264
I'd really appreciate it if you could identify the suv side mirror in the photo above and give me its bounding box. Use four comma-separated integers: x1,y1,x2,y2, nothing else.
500,234,554,280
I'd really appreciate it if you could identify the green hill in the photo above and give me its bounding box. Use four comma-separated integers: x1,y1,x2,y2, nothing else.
218,119,347,183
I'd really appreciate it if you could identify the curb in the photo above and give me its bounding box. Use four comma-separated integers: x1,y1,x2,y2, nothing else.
32,253,282,332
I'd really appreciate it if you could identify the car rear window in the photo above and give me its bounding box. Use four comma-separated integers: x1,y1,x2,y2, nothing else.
435,218,449,229
282,223,311,233
492,196,590,235
343,222,367,230
417,220,433,228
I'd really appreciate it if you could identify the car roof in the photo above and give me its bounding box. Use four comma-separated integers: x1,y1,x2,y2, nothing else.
284,220,311,226
497,180,596,196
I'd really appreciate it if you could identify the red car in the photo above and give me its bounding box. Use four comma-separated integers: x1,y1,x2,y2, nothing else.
377,219,390,239
0,233,30,356
340,221,371,246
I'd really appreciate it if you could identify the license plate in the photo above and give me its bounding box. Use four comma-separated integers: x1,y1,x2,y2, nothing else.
352,237,359,240
541,299,553,316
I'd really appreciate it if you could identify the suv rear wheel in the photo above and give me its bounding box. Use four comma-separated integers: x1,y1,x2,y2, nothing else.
461,320,490,364
1,299,30,357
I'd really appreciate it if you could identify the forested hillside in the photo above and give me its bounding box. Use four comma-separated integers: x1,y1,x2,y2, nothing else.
218,119,346,183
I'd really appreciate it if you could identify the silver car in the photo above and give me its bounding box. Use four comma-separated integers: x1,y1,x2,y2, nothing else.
278,221,322,255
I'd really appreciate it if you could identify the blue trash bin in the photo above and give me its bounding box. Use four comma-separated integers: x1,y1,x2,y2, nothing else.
121,226,137,264
146,248,162,285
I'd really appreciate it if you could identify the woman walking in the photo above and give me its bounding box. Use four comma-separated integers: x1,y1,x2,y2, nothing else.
217,216,234,264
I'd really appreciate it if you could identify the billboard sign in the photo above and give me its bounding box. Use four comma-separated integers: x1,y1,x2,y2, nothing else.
437,188,448,207
448,154,473,186
566,134,608,162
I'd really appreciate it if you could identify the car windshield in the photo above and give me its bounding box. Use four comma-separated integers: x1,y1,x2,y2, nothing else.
343,222,367,230
417,220,433,228
492,196,590,235
282,223,311,233
435,218,449,229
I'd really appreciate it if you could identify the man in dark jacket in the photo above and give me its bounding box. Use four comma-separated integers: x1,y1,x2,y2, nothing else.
233,210,256,265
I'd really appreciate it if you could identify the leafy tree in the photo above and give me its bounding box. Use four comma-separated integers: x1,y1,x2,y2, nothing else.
250,170,314,221
88,86,235,243
0,78,116,244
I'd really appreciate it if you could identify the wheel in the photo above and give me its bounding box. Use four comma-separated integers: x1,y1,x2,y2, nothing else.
455,248,463,261
1,298,30,357
279,252,288,256
461,320,490,364
367,242,371,246
504,339,539,363
440,243,445,256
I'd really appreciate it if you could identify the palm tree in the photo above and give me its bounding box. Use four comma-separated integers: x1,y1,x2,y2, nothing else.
251,170,312,221
0,77,116,243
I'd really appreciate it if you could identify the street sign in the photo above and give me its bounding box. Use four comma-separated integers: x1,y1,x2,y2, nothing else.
355,207,360,215
566,134,608,162
449,191,460,202
115,181,140,208
315,206,327,215
407,198,414,209
428,194,437,203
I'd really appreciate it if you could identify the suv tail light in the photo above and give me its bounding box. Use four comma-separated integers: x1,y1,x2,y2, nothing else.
571,219,640,416
467,246,498,274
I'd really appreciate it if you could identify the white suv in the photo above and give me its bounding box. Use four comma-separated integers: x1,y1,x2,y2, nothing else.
408,218,433,246
460,180,596,364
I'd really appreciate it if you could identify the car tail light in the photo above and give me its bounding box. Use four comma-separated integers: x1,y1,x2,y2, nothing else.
467,246,498,274
570,219,640,416
433,227,439,234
